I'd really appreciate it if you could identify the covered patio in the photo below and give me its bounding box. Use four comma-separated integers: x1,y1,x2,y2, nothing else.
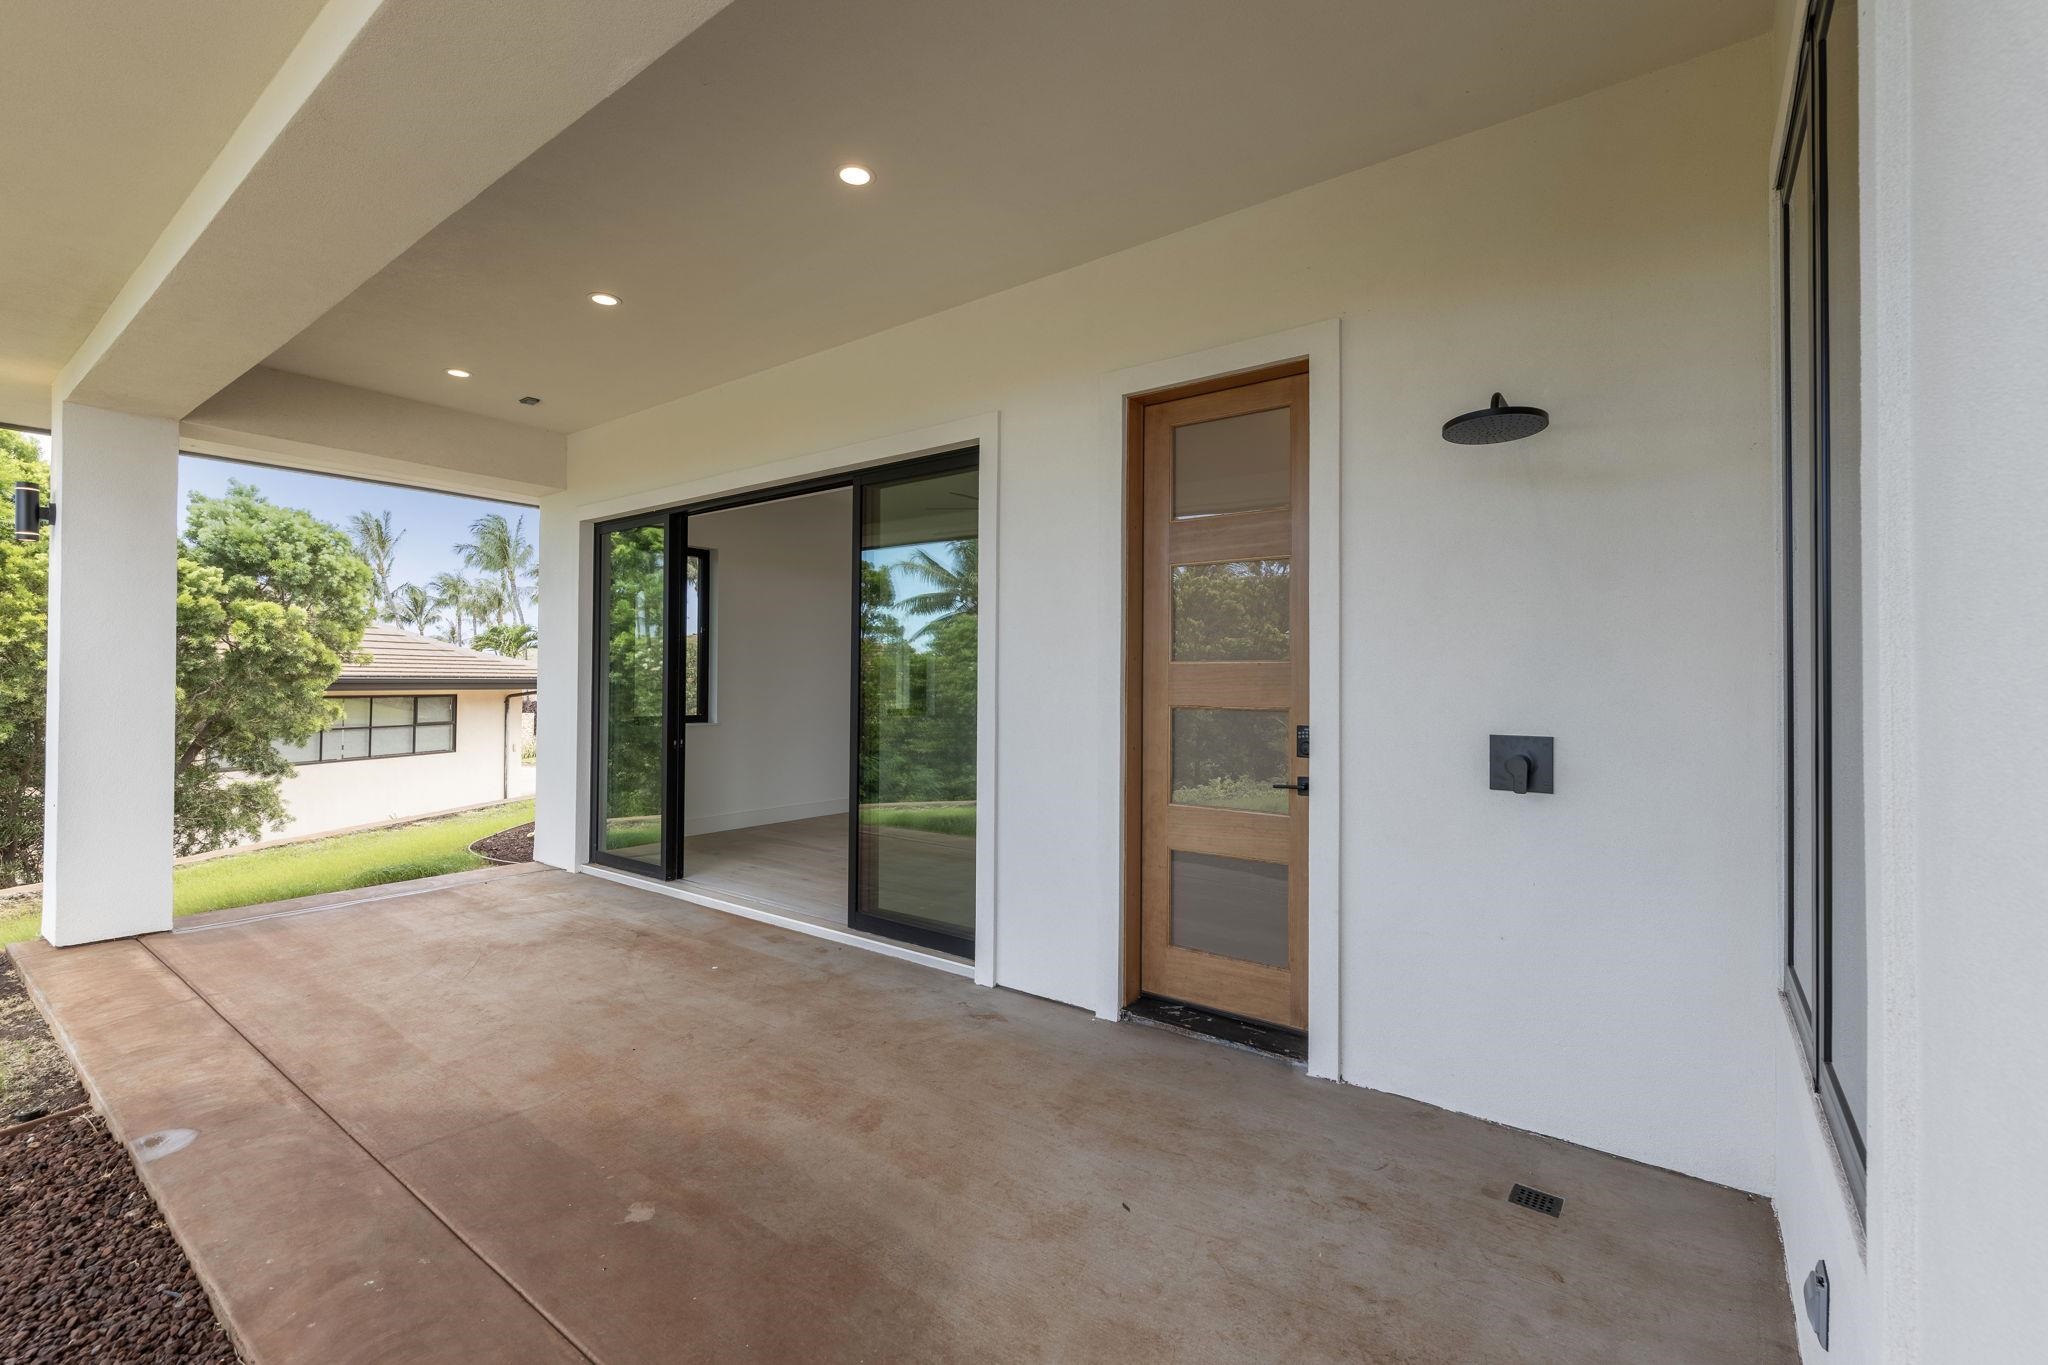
12,870,1791,1362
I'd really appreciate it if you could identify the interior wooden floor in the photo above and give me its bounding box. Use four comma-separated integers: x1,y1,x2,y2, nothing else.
680,814,847,927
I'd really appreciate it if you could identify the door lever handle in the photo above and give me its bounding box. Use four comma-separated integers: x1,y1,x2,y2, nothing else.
1271,776,1309,796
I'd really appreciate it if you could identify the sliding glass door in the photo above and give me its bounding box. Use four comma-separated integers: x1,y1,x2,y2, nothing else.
591,449,980,958
591,516,669,873
852,456,979,954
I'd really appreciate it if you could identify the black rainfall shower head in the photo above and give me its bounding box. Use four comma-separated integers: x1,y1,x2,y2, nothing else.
1442,393,1549,445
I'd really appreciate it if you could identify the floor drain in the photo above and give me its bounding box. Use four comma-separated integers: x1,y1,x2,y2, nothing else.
1508,1183,1563,1217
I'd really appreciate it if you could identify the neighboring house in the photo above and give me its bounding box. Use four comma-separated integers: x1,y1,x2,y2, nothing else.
266,627,536,841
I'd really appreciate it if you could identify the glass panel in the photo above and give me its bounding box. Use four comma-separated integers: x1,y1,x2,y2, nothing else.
413,724,453,754
1786,112,1819,1019
1173,407,1290,518
336,697,371,728
274,734,321,764
371,696,413,726
858,463,978,944
1171,851,1288,968
416,696,454,724
371,726,414,757
1173,560,1290,661
597,521,667,867
323,727,370,761
1171,709,1290,813
682,550,705,719
1823,0,1866,1143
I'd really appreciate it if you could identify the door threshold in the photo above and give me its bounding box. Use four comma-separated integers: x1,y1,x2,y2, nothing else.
579,862,975,979
1123,995,1307,1063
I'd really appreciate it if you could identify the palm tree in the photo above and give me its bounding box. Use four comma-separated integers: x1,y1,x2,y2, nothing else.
388,582,439,636
456,513,537,624
346,511,405,618
466,576,509,630
892,540,978,637
428,571,475,645
474,622,538,657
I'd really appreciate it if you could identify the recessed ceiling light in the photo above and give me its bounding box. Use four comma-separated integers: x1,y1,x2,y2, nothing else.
589,292,620,307
446,368,471,378
837,164,872,186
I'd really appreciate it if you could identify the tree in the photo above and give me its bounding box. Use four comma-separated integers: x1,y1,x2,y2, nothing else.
465,575,508,631
456,512,536,624
892,540,977,637
174,483,374,854
346,510,405,618
474,622,537,657
388,582,439,635
0,430,49,885
428,571,475,645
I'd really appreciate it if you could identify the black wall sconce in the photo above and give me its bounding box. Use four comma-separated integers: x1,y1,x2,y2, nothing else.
1443,392,1549,445
12,482,53,543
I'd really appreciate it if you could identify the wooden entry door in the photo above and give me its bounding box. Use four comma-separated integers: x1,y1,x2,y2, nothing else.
1135,366,1308,1031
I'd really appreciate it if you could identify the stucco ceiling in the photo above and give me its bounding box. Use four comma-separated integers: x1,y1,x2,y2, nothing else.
0,0,330,422
269,0,1771,434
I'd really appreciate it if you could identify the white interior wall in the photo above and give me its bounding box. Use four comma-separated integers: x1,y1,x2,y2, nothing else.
681,490,852,833
539,38,1779,1189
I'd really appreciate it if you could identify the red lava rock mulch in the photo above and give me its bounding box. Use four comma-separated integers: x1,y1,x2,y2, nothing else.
471,821,536,864
1,1112,239,1361
2,957,85,1127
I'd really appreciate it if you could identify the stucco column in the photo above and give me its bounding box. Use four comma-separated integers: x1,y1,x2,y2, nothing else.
41,403,178,946
530,493,585,871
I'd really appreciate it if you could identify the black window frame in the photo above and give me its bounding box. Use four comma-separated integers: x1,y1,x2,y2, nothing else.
680,546,711,725
1776,0,1865,1210
281,693,459,765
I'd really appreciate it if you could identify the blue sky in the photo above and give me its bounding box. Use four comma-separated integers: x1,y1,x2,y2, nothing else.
13,432,530,601
177,454,534,604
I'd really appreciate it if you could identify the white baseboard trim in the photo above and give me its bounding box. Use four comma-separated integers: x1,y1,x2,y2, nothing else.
682,799,848,838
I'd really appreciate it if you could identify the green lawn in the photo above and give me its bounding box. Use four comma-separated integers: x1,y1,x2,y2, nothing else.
860,802,976,838
0,799,534,945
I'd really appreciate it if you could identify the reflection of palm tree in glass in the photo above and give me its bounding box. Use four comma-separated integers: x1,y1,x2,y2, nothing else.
892,540,977,637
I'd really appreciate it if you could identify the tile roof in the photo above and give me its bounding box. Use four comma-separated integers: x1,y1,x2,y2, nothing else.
330,626,537,692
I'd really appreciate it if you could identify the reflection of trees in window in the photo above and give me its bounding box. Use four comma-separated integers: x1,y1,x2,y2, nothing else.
860,539,977,806
1173,559,1289,661
604,525,665,825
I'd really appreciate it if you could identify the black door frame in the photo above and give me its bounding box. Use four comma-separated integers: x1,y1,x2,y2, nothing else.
586,510,678,878
588,445,981,958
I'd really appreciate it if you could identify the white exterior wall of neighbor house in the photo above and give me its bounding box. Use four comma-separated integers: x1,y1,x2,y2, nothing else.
538,38,1782,1192
267,689,535,842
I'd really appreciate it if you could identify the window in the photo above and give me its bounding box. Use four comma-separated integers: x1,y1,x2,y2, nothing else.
1778,0,1864,1207
276,695,458,765
682,547,710,724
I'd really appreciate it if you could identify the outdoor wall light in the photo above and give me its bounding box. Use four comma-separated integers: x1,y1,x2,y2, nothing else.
13,482,52,543
1442,392,1549,445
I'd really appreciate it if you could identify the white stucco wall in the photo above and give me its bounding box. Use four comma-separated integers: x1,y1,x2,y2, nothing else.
538,38,1779,1189
271,689,531,840
42,403,178,945
682,490,852,834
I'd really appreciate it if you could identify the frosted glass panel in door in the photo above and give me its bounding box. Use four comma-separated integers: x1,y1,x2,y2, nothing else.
1172,407,1290,518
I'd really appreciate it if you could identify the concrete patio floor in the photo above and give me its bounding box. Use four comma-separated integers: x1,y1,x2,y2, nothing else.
12,866,1796,1363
